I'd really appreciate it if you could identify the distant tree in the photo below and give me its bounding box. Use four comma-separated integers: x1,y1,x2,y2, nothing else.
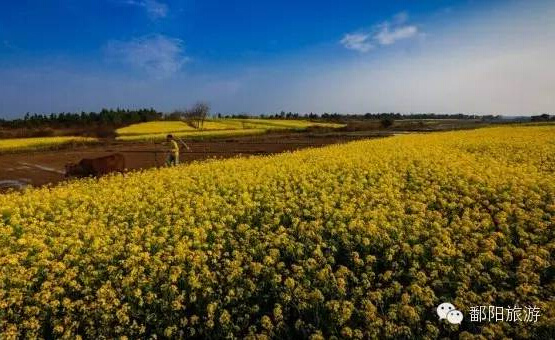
167,110,184,121
531,114,552,122
170,102,211,129
380,117,395,128
186,102,210,129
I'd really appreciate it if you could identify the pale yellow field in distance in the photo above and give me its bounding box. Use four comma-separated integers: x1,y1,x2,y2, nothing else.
116,118,345,141
116,121,196,136
0,119,344,152
230,118,345,129
0,136,97,152
117,128,267,141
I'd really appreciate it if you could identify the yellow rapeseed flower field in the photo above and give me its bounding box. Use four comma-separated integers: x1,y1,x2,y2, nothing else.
0,125,554,339
227,119,345,129
116,121,196,136
116,119,345,141
0,136,97,153
118,128,268,141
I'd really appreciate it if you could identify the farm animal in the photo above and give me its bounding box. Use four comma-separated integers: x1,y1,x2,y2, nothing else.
65,153,125,178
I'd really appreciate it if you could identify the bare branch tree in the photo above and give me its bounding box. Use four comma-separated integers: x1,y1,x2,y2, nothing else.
168,102,210,129
195,102,210,129
187,102,210,129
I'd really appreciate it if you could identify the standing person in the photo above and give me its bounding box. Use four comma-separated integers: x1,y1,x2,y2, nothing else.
166,134,179,166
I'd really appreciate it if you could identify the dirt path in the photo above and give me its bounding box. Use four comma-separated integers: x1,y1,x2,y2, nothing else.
0,131,392,190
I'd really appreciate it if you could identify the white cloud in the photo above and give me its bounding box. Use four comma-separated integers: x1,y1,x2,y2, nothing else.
125,0,168,19
105,34,188,78
341,12,419,52
375,25,418,45
340,33,373,52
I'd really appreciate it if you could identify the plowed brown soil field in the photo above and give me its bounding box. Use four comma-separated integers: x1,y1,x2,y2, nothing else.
0,131,394,190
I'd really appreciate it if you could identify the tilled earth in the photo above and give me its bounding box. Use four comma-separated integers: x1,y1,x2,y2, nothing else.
0,131,394,190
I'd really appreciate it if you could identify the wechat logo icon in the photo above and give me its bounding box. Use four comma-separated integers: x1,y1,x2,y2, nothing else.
437,302,463,324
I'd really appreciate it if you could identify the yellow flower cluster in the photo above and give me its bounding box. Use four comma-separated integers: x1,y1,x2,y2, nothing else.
0,136,97,153
0,125,554,339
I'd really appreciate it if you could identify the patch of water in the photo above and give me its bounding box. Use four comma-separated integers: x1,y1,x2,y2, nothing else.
18,162,65,174
0,180,28,189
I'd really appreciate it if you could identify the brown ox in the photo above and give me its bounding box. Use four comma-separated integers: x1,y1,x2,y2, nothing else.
65,153,126,178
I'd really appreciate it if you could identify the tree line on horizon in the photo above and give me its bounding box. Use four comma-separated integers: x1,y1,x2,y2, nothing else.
211,111,511,122
1,108,551,130
0,108,162,129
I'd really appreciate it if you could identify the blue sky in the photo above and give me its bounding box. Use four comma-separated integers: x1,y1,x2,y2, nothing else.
1,0,554,117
